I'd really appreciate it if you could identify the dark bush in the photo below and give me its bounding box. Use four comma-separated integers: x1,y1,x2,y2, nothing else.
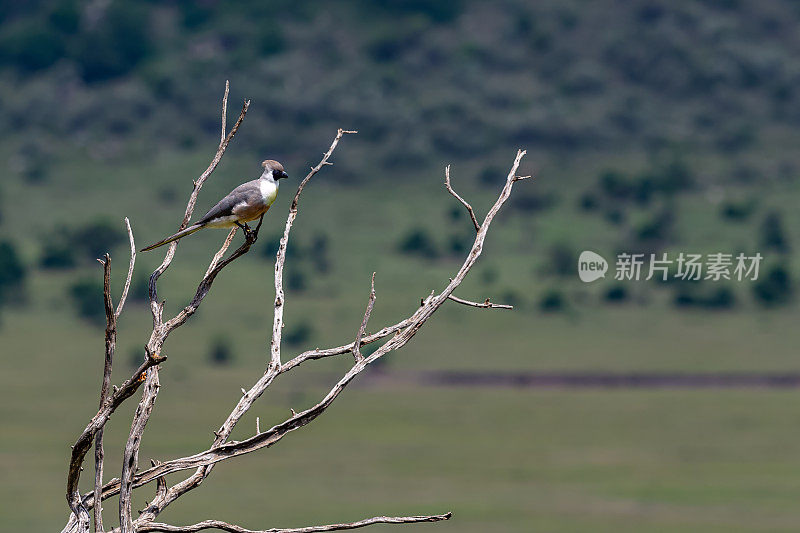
501,289,523,309
604,285,628,303
634,209,675,246
40,239,76,269
447,205,463,221
130,270,150,303
256,21,286,56
0,21,65,72
548,244,576,277
284,321,313,347
674,284,736,310
539,289,565,312
510,191,556,213
261,234,297,260
720,199,756,222
48,0,80,34
598,170,634,200
651,158,694,194
478,165,505,188
578,191,599,211
753,264,793,307
374,0,464,23
309,233,331,273
287,269,307,292
397,228,438,259
71,219,126,261
0,240,26,303
716,122,756,153
75,3,153,82
604,207,625,225
69,278,105,324
447,234,470,256
761,211,790,254
209,336,234,365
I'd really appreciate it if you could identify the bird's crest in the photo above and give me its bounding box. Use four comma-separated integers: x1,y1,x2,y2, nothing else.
262,159,285,173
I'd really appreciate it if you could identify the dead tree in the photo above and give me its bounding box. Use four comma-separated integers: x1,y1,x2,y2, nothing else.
61,82,532,533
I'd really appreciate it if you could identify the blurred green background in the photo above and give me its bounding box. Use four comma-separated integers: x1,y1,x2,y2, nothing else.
2,0,800,531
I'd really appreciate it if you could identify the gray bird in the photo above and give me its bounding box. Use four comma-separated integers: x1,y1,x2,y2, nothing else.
141,160,288,252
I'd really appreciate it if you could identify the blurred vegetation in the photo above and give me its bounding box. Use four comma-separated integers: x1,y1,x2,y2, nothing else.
209,334,234,365
1,0,799,171
0,240,25,305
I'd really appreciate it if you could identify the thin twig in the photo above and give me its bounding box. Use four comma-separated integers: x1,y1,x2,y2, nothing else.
447,295,513,310
115,217,136,319
444,165,480,232
353,273,377,362
221,80,229,144
137,513,452,533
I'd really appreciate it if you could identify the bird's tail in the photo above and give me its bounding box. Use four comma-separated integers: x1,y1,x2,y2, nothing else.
140,224,205,252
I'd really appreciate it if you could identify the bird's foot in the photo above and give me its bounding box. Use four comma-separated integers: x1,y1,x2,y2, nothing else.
236,221,258,243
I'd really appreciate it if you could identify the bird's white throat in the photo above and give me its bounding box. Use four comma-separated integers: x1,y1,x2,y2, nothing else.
259,174,279,205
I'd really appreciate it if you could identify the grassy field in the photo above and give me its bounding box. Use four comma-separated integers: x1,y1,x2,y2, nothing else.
7,380,800,531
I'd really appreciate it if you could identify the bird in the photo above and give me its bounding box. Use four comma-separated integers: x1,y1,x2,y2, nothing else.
141,159,288,252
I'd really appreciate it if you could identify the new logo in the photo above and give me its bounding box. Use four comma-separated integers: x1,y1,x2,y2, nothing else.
578,251,608,282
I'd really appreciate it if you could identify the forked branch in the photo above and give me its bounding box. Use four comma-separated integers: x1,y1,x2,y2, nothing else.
62,84,531,533
444,165,480,232
137,513,452,532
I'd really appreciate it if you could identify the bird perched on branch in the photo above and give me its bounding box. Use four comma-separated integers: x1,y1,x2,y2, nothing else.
141,160,288,252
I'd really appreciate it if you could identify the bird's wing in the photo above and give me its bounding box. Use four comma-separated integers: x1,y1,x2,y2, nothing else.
196,180,261,225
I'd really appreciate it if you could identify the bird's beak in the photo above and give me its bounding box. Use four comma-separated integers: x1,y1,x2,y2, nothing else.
278,170,289,180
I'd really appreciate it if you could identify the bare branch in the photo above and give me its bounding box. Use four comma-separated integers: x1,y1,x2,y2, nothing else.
352,273,377,362
271,128,357,370
281,317,414,373
447,295,513,310
115,217,137,318
137,513,452,533
221,80,229,144
66,349,165,526
94,254,116,533
120,371,161,532
444,165,480,232
151,459,167,503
